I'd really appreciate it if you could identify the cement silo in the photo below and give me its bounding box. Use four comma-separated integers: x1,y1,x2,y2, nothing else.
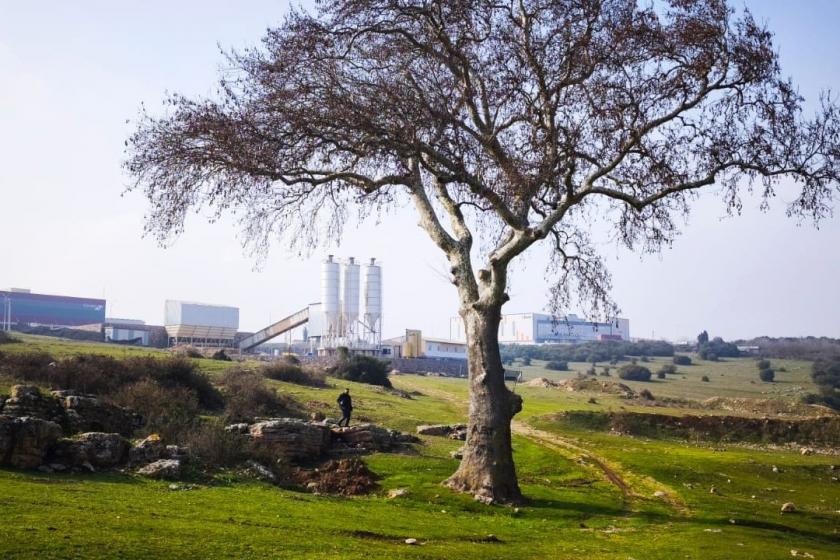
361,258,382,344
340,257,360,341
320,255,341,346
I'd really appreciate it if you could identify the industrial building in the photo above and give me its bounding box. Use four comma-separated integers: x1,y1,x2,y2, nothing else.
382,330,467,360
164,300,239,348
104,318,153,346
449,312,630,344
0,288,105,329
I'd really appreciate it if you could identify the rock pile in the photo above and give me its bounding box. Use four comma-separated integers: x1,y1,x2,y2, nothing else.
416,424,467,440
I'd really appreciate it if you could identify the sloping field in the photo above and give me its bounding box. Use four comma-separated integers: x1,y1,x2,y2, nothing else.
0,336,837,559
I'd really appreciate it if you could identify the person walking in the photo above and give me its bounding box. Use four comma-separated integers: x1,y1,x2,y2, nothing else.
336,388,353,427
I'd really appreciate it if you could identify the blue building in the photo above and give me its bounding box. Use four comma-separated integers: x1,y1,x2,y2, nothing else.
0,289,106,328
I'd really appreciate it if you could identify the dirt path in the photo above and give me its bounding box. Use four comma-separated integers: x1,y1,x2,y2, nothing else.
396,376,689,514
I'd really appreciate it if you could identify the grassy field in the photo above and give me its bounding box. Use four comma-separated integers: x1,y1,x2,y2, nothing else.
0,335,837,559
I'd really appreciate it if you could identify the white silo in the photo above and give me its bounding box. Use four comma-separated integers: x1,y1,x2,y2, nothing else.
361,258,382,344
321,255,341,346
341,257,361,342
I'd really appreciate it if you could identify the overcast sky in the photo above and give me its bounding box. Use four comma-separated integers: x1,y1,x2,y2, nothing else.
2,1,839,342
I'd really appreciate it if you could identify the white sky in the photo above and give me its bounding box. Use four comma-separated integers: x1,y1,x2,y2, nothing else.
2,1,839,342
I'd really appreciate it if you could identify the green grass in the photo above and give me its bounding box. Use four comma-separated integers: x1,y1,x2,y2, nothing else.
1,335,837,559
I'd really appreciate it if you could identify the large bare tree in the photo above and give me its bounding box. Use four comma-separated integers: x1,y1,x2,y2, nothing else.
126,0,839,504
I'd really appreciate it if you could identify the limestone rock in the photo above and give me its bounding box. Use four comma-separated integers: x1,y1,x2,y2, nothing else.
2,386,66,426
474,494,494,505
417,424,467,440
244,460,277,483
248,419,332,461
129,434,165,465
137,459,182,479
332,423,418,453
0,415,63,469
388,488,410,499
54,392,137,436
404,538,418,545
780,502,796,513
76,432,129,468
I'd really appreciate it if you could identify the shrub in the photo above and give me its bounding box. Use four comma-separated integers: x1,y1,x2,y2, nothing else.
212,349,232,361
657,371,666,379
600,367,611,377
586,367,596,376
698,347,718,361
137,356,224,410
758,368,775,382
182,420,246,468
281,353,301,365
756,359,771,370
807,357,840,410
618,365,652,382
331,355,392,387
639,389,654,400
262,362,326,387
111,379,200,441
520,357,531,366
219,368,300,422
172,345,204,359
545,361,568,371
0,331,19,344
673,355,692,366
701,375,710,382
658,364,677,375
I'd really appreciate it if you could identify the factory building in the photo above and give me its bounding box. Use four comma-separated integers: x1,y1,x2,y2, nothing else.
1,288,105,329
164,300,239,348
315,256,382,352
104,318,152,346
449,313,630,345
382,329,467,360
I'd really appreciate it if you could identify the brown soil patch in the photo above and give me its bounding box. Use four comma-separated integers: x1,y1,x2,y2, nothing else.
292,458,379,496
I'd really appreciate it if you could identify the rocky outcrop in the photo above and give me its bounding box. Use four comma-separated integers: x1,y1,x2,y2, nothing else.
53,391,138,436
416,424,467,440
1,386,66,426
50,432,129,470
247,419,332,461
137,459,182,479
0,415,63,469
129,434,166,465
331,423,419,452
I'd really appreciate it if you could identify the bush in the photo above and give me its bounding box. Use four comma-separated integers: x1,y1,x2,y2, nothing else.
262,362,326,387
545,361,568,371
618,365,652,382
212,349,232,361
756,359,771,370
0,331,19,344
656,371,666,379
673,355,692,366
138,356,224,410
586,367,596,376
808,357,840,410
701,375,710,382
520,357,531,366
658,364,677,375
182,420,246,468
638,389,654,400
111,379,200,441
758,368,775,382
600,367,611,377
219,368,301,422
698,347,718,361
330,355,392,388
281,353,301,365
172,345,204,359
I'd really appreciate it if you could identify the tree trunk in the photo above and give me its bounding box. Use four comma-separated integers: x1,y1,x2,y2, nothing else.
445,304,523,504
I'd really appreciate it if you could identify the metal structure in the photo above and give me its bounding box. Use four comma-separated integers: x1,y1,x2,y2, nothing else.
360,258,382,346
340,257,360,343
320,255,341,347
237,306,310,351
164,300,239,348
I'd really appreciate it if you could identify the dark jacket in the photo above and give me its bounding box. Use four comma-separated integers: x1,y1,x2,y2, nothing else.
337,393,352,411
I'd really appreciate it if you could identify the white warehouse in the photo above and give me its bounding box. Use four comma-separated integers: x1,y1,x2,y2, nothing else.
164,300,239,348
449,313,630,345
